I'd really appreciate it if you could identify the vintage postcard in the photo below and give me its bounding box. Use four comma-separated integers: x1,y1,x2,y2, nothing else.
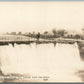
0,0,84,83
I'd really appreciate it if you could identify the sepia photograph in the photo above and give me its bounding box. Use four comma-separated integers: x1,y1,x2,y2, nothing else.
0,0,84,83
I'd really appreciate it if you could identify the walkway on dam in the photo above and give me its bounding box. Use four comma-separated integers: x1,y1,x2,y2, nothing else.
0,35,84,46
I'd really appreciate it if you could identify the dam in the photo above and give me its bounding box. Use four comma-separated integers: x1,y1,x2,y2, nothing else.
0,35,84,82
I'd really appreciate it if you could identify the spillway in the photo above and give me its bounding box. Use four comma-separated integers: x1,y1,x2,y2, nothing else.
0,42,83,82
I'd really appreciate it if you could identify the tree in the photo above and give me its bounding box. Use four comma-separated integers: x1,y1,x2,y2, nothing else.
11,32,16,35
56,29,65,37
82,27,84,32
52,29,56,35
44,31,48,35
18,32,22,35
74,34,80,39
81,27,84,34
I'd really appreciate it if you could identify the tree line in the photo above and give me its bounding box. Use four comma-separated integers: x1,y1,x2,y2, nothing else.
26,28,84,40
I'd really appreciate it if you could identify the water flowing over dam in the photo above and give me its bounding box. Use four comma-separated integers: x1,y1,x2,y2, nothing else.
0,42,83,82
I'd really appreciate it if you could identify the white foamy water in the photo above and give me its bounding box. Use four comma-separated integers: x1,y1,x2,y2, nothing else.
0,43,83,82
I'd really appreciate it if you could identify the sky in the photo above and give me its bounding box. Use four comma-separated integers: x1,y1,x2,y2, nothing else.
0,1,84,34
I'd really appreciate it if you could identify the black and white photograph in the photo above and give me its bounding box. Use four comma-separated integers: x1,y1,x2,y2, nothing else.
0,1,84,82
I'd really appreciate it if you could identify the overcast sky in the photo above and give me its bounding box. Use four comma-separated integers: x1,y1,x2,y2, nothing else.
0,1,84,34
